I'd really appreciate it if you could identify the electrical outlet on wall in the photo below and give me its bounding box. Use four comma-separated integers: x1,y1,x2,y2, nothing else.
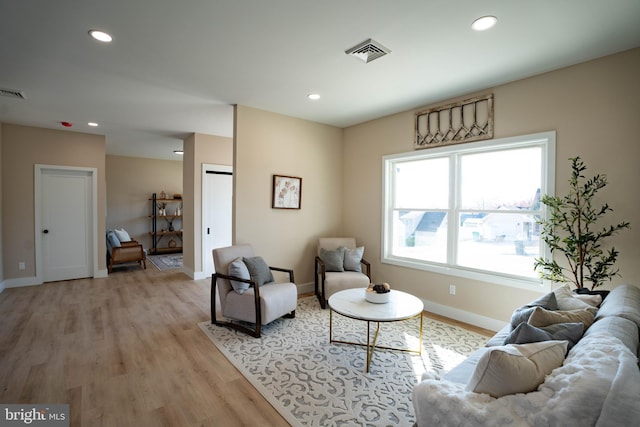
18,262,26,270
449,284,456,295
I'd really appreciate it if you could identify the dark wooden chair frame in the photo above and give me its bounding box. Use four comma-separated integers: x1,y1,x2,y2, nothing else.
211,266,296,338
314,257,371,309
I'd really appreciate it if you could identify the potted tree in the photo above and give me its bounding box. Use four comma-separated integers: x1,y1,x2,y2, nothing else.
534,157,630,297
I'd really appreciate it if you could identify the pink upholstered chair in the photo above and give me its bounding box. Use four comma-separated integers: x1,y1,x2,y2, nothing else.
211,244,297,338
315,237,371,309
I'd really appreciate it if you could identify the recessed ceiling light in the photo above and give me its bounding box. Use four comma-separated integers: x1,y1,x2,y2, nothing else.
89,29,113,42
173,150,184,155
471,16,497,31
307,93,321,100
88,122,98,127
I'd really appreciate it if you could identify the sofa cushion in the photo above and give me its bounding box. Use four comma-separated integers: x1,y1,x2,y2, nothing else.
595,284,640,328
342,246,364,272
504,322,584,350
228,257,251,294
528,306,595,330
242,256,274,287
585,315,639,354
553,284,595,310
485,324,513,347
465,340,568,398
320,247,345,272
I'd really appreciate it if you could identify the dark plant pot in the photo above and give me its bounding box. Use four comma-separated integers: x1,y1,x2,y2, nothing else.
590,290,610,301
572,288,610,301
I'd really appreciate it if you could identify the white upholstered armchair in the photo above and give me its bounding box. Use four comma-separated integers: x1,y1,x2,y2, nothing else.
211,244,297,338
315,237,371,309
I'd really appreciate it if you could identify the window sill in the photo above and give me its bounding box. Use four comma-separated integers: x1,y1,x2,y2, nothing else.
382,256,550,292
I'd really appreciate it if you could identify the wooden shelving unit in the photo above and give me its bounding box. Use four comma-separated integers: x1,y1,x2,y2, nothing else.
149,193,183,254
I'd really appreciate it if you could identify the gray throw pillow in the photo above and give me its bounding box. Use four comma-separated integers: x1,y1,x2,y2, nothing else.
343,246,364,272
530,292,559,311
510,307,538,329
320,247,345,272
107,231,121,248
510,292,558,329
541,322,585,348
228,257,251,294
504,322,584,350
242,256,274,287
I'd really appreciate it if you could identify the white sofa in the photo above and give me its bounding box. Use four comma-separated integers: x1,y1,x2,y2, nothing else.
412,284,640,427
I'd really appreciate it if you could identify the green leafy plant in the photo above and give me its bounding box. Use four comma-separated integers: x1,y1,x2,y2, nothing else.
534,157,630,290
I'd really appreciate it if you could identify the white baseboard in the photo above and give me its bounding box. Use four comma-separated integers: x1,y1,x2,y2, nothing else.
182,267,209,280
3,276,41,289
192,270,209,280
297,281,314,295
421,298,507,332
0,280,5,294
4,268,113,288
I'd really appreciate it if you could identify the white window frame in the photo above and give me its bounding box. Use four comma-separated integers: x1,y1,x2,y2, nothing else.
382,131,556,290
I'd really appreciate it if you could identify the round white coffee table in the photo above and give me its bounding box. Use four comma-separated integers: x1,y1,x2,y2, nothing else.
328,288,424,373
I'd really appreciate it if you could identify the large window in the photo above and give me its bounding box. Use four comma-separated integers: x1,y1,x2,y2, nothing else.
382,132,555,288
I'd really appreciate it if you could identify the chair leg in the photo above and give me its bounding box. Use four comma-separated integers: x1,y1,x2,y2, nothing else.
211,274,217,325
316,294,327,309
318,276,328,309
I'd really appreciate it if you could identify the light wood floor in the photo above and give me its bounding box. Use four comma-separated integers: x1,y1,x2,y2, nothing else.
0,267,493,426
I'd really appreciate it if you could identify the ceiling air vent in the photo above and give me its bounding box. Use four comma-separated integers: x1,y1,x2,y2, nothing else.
0,87,26,100
345,38,390,63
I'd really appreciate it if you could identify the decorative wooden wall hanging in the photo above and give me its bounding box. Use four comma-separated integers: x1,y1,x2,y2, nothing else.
415,94,493,149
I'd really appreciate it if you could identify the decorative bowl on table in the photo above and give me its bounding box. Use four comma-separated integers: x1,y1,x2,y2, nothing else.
365,283,391,303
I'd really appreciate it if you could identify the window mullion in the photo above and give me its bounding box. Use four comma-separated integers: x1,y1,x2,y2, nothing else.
448,154,458,265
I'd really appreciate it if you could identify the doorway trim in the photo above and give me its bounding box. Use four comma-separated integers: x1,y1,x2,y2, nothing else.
34,164,100,284
200,163,233,280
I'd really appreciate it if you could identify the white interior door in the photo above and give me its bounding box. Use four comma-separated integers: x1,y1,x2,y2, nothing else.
41,169,93,282
202,164,233,276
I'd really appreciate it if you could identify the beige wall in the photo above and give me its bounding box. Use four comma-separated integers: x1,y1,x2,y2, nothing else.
106,155,183,250
1,124,107,279
343,47,640,326
234,105,344,287
183,134,196,274
182,132,233,277
0,125,3,285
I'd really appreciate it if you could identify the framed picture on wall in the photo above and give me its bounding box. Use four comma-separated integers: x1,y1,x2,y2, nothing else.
272,175,302,209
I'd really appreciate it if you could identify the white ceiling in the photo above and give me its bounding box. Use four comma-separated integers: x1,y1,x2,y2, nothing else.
1,0,639,160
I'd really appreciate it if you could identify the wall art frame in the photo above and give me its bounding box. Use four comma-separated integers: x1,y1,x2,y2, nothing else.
272,174,302,209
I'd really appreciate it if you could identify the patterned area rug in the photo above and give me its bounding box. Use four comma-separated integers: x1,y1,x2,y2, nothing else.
147,254,183,271
199,296,488,426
